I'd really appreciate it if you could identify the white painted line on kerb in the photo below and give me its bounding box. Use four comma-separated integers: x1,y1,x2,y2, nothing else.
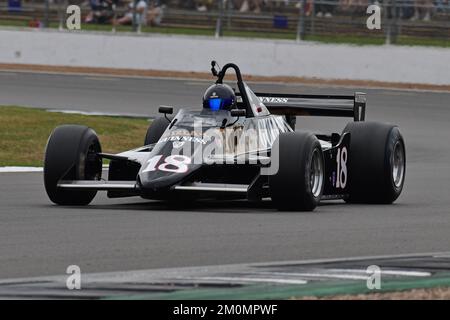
256,269,431,280
332,269,431,277
256,272,367,281
192,277,307,285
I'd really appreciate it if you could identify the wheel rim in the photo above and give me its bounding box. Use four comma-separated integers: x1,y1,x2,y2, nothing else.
392,141,405,188
310,149,324,198
84,142,102,180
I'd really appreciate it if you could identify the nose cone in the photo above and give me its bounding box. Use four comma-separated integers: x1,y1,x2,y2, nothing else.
138,139,203,192
138,166,198,191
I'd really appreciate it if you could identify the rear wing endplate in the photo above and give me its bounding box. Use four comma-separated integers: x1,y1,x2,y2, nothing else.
256,92,366,122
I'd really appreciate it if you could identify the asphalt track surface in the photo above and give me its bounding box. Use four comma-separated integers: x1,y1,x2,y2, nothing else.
1,71,450,280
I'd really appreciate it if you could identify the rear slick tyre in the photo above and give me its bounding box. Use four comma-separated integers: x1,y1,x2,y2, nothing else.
269,132,324,211
144,117,171,145
343,122,406,204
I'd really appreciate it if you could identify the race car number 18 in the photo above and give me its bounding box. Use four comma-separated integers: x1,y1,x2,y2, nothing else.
142,155,191,173
336,147,348,189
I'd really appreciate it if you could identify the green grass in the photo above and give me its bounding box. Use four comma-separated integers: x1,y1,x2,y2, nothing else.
396,35,450,47
304,34,385,45
0,19,26,27
0,106,150,167
1,18,449,47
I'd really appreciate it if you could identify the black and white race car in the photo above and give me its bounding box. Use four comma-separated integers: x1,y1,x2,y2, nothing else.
44,62,406,211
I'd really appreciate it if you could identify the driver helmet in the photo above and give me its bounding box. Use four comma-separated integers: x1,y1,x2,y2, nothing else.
202,84,236,111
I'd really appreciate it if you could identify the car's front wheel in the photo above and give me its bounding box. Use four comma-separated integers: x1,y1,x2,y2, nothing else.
269,132,324,211
44,125,102,205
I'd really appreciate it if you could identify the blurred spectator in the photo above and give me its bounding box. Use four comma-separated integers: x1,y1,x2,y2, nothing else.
338,0,368,14
397,0,415,19
306,0,313,16
147,0,165,26
28,16,43,28
85,0,116,24
295,0,314,16
438,0,449,12
233,0,264,13
114,0,148,25
315,0,338,17
195,0,214,11
435,0,450,13
411,0,433,20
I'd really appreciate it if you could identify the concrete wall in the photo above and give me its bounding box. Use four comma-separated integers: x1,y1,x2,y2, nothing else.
0,28,449,85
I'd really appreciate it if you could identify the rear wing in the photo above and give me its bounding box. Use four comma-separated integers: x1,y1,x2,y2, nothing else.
256,92,366,122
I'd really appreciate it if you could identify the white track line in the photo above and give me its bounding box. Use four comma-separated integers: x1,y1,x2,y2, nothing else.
0,167,43,173
0,165,110,173
46,109,152,119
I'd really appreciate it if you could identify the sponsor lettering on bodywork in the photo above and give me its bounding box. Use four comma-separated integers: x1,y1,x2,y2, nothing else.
158,135,209,145
260,97,289,104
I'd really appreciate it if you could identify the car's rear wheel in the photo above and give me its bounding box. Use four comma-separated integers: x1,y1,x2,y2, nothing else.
343,121,406,204
44,125,102,205
144,117,171,145
269,132,324,211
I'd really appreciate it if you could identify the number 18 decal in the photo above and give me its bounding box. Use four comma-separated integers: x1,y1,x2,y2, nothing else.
336,147,348,189
142,155,191,173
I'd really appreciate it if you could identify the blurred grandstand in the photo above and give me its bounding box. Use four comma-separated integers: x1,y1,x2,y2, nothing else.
0,0,449,45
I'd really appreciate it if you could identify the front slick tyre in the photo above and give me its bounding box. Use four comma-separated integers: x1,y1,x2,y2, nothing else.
44,125,102,205
269,132,324,211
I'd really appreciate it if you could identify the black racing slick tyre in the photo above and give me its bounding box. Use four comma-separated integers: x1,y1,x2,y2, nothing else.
269,132,325,211
44,125,102,205
144,117,171,145
343,122,406,204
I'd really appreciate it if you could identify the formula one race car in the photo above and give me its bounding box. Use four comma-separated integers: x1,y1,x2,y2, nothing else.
44,62,406,211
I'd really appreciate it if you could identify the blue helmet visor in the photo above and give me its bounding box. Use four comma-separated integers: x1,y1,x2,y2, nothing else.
209,98,222,111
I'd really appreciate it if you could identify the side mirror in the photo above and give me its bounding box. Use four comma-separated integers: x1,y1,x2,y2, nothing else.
211,60,220,77
159,106,173,115
231,109,246,117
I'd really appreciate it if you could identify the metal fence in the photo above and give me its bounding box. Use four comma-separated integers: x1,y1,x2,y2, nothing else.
0,0,449,44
